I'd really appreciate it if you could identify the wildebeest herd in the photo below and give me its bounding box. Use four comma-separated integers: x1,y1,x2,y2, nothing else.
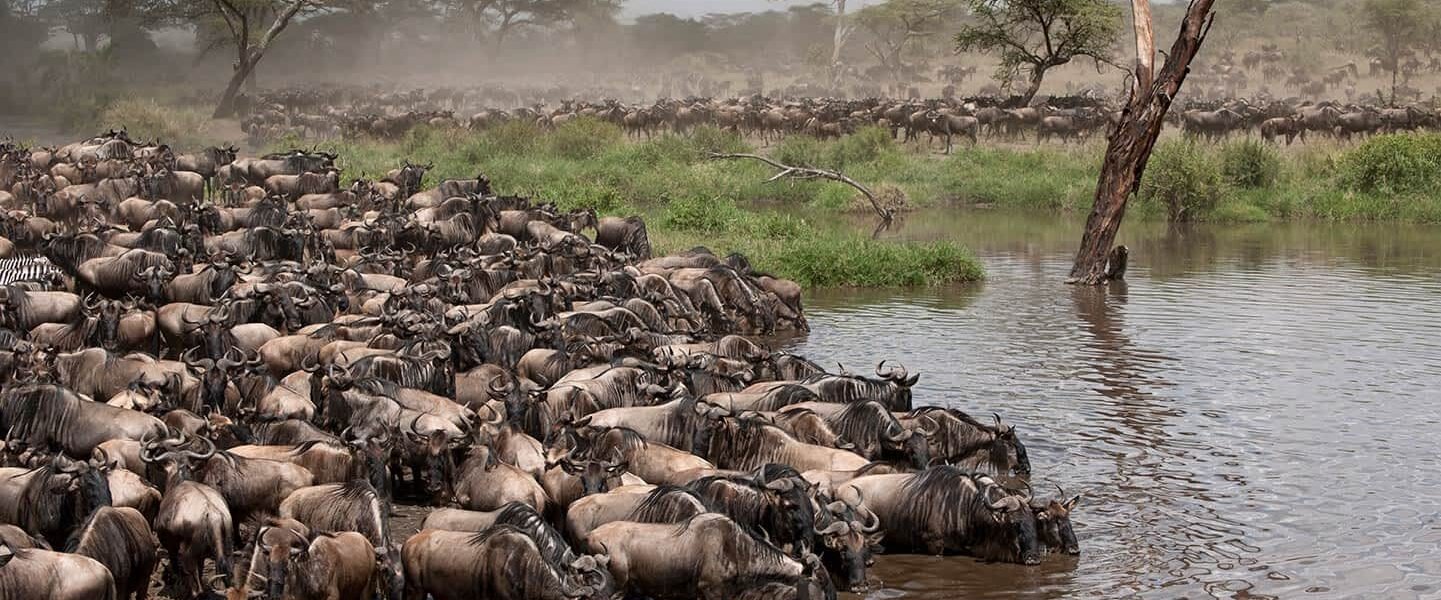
233,80,1440,153
0,130,1076,600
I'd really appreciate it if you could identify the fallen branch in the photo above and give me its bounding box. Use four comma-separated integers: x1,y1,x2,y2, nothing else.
707,152,894,221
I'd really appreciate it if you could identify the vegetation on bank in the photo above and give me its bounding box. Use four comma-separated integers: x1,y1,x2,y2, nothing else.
1137,134,1441,223
272,120,985,287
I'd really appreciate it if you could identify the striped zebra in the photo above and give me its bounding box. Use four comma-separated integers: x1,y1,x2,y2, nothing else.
0,255,64,286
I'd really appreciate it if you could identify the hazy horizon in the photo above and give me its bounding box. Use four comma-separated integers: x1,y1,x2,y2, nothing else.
621,0,887,19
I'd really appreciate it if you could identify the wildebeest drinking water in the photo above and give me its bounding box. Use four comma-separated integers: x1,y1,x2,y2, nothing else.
0,132,1070,600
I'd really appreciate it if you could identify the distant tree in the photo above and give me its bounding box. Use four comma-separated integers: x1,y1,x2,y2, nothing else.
954,0,1122,104
449,0,619,48
1362,0,1429,105
201,0,319,117
632,13,708,56
855,0,963,83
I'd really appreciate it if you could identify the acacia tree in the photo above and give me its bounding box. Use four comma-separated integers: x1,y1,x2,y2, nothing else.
204,0,316,117
856,0,963,83
451,0,617,48
954,0,1122,105
1363,0,1428,105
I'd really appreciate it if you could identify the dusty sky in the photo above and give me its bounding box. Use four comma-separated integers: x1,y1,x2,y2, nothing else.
622,0,887,18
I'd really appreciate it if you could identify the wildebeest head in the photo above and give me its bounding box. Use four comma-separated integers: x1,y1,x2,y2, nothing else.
980,478,1041,565
1033,484,1081,556
813,494,881,593
403,416,460,503
557,446,628,496
182,345,243,414
138,431,217,490
134,265,174,305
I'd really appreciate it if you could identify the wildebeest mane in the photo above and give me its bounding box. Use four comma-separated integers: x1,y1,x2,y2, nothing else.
42,233,111,274
491,501,576,567
1,384,81,446
674,513,791,568
907,406,1016,472
753,384,819,412
892,466,1022,560
707,417,792,471
589,427,648,463
628,485,710,524
461,525,567,595
66,506,152,578
828,401,903,450
288,479,389,548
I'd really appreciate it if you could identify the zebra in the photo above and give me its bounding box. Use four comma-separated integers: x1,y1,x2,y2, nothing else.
0,255,64,287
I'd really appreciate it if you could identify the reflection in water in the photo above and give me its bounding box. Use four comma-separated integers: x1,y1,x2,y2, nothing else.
784,211,1441,599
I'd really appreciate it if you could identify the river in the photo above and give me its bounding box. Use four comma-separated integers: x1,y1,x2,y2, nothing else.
781,210,1441,599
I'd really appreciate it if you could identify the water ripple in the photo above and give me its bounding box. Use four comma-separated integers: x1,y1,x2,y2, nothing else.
788,215,1441,599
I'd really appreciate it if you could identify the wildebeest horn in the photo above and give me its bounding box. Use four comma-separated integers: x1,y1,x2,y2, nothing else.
764,478,794,493
885,423,912,442
992,413,1011,433
183,435,216,461
916,415,940,436
488,376,514,396
988,495,1025,513
814,521,850,536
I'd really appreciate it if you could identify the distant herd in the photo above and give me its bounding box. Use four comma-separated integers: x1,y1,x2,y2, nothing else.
235,84,1440,153
0,132,1075,600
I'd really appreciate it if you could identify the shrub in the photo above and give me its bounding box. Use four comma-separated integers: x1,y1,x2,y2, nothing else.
1141,139,1225,222
1338,133,1441,194
1221,139,1281,188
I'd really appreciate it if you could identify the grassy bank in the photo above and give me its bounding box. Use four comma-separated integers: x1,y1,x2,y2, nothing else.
280,121,985,287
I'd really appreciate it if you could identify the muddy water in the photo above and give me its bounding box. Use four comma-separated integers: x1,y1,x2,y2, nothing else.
782,211,1441,599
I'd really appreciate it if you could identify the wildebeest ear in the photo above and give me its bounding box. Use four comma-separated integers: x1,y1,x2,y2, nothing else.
1063,495,1081,512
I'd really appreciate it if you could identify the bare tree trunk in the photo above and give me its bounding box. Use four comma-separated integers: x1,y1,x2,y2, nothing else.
212,0,307,118
1019,68,1046,105
1068,0,1217,285
829,0,852,88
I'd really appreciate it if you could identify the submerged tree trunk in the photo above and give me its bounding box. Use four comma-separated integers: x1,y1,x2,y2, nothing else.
1068,0,1217,285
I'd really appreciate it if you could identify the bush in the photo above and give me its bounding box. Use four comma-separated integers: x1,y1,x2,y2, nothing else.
1221,139,1281,188
1141,139,1225,222
546,117,623,160
1338,133,1441,194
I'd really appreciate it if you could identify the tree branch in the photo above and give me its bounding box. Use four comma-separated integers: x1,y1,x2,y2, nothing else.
708,153,894,221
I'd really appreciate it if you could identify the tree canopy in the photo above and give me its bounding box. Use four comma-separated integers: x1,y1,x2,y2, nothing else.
855,0,963,82
954,0,1122,104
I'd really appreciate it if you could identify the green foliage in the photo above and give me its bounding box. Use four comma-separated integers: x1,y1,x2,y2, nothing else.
1338,133,1441,195
1140,140,1225,222
1221,139,1282,188
662,195,745,234
955,0,1123,97
759,237,984,287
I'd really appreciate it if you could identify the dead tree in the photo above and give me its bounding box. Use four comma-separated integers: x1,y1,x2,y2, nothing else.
708,153,894,221
1067,0,1217,284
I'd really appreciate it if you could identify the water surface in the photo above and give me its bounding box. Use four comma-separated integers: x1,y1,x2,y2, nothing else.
784,210,1441,599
